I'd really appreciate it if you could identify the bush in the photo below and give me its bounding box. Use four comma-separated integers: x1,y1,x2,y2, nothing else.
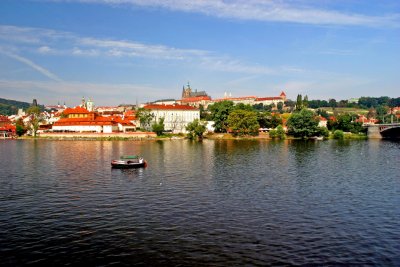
269,129,278,138
334,130,344,139
316,126,329,138
276,125,286,139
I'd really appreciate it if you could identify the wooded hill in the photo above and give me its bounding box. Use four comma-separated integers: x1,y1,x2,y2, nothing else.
0,98,42,116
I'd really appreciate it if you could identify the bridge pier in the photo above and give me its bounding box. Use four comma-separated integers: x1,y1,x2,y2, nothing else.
366,123,400,139
367,126,382,139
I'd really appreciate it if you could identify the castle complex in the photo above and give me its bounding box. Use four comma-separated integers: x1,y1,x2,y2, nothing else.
178,82,286,108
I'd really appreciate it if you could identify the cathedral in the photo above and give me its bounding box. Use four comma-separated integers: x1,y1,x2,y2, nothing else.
181,82,209,99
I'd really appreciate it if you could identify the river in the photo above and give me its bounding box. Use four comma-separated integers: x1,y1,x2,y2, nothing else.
0,139,399,266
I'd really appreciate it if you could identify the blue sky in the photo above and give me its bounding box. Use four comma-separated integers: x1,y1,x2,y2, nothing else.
0,0,399,106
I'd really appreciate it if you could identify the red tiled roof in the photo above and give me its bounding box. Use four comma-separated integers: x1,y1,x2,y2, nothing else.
0,125,16,131
0,116,11,122
213,96,257,102
143,104,198,110
54,115,135,126
280,91,286,97
63,106,90,115
256,97,282,101
318,116,327,121
124,110,136,116
181,96,211,102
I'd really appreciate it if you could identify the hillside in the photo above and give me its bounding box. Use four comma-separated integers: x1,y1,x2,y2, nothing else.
0,98,33,116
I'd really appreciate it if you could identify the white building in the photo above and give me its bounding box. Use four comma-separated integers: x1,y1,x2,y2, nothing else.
143,104,200,133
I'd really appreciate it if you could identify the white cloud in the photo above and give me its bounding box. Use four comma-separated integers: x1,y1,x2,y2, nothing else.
0,24,293,76
0,50,62,82
38,46,53,54
48,0,400,27
0,79,167,105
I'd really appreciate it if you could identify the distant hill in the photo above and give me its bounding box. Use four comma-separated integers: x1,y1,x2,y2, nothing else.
0,98,37,116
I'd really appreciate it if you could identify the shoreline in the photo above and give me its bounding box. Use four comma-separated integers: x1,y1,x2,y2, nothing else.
14,131,368,141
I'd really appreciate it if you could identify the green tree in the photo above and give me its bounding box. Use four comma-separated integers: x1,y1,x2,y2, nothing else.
286,109,319,138
329,98,337,108
316,126,329,138
186,119,207,140
234,103,255,111
333,130,344,139
295,94,303,111
284,99,295,112
26,106,44,137
376,105,389,123
152,117,165,136
257,112,282,129
199,105,212,120
277,102,284,113
208,100,234,133
227,109,259,136
15,118,26,136
303,95,309,108
276,125,286,139
137,108,154,131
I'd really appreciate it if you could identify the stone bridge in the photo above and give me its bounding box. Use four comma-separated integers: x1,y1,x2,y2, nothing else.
364,123,400,139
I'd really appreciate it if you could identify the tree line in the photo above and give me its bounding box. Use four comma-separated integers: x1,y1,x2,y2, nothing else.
306,96,400,109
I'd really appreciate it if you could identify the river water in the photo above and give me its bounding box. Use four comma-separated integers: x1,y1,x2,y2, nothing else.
0,139,399,266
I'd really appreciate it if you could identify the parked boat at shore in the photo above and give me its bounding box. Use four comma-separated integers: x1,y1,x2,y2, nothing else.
111,155,147,168
310,136,324,140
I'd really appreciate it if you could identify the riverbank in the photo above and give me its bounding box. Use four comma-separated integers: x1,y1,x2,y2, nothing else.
21,132,158,141
16,131,368,141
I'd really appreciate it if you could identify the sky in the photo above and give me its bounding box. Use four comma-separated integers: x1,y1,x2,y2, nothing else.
0,0,399,106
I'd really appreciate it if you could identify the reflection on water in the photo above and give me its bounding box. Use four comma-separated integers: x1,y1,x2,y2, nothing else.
0,139,399,266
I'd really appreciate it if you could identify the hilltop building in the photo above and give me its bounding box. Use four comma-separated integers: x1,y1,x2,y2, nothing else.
180,82,212,108
211,91,287,108
181,82,209,99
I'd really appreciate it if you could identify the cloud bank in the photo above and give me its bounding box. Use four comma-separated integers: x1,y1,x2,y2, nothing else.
48,0,400,27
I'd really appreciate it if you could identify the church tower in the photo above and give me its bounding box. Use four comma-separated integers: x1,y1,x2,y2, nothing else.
86,98,94,112
182,82,192,99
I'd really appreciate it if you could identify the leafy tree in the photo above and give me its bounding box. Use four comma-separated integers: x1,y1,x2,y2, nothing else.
295,94,303,111
208,100,234,133
376,105,389,123
336,114,353,132
276,125,286,139
284,99,295,112
199,105,212,120
137,108,154,131
286,109,319,138
333,130,344,139
328,98,337,108
186,119,207,140
152,117,165,136
227,109,259,136
316,126,329,138
234,103,255,111
252,103,264,111
277,102,284,113
303,95,309,108
269,129,277,138
26,106,44,137
367,108,376,119
257,112,282,129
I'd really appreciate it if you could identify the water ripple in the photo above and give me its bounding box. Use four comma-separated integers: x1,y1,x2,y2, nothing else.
0,139,399,266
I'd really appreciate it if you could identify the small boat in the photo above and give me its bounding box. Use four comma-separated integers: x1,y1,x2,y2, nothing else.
310,136,324,140
111,155,147,168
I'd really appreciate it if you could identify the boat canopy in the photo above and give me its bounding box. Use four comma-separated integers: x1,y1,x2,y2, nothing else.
120,155,140,159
